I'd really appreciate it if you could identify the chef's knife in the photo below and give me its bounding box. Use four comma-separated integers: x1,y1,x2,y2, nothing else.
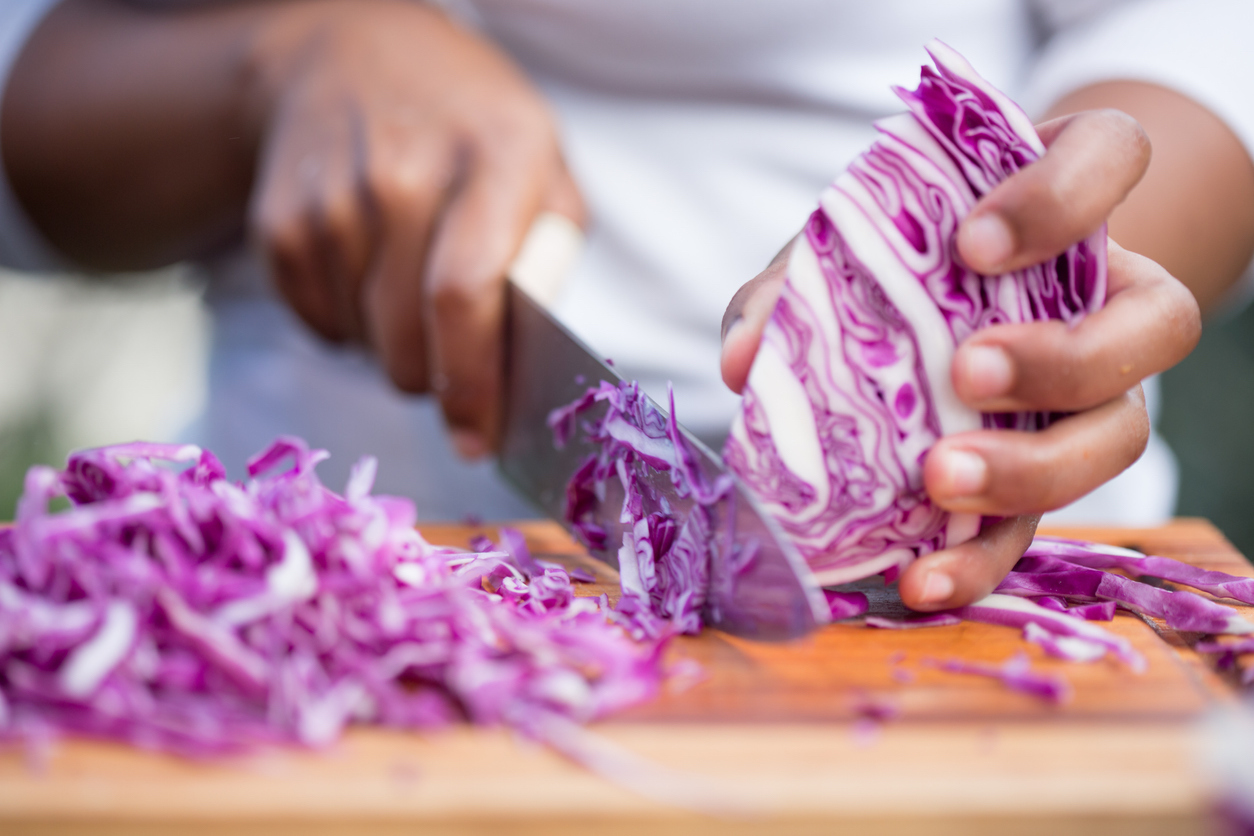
497,222,828,640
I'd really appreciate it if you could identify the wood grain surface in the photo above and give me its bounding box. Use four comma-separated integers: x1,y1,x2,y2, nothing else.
0,518,1248,835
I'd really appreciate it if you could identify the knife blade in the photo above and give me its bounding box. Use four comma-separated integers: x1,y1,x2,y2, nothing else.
497,280,829,640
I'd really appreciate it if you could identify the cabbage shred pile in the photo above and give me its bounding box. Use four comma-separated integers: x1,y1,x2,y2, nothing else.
0,440,665,755
550,380,732,637
724,41,1107,586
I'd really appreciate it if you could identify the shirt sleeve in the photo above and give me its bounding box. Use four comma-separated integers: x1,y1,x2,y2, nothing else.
1020,0,1254,306
1023,0,1254,156
0,0,70,272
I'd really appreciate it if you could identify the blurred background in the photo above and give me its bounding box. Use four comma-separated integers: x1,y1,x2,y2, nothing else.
0,270,1252,561
0,268,207,518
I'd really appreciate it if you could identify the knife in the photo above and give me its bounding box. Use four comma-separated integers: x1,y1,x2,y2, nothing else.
498,218,828,640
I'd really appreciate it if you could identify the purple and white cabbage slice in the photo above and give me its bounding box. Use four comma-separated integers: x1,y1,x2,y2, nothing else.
929,652,1072,704
724,40,1106,585
1195,637,1254,674
865,613,962,630
1029,536,1254,606
995,554,1254,635
1022,621,1108,664
953,593,1145,672
824,590,870,620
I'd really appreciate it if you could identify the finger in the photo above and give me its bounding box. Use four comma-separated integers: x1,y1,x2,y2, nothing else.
423,141,551,457
719,238,793,393
898,514,1040,611
251,157,348,342
923,386,1149,516
957,109,1150,275
361,135,455,394
951,240,1200,412
306,113,375,342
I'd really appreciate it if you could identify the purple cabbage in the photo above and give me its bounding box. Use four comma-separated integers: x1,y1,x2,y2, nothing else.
1021,621,1107,663
930,536,1254,673
952,593,1145,671
865,613,961,630
1031,597,1118,621
1028,536,1254,606
724,41,1106,585
549,381,732,636
1195,637,1254,670
927,652,1072,704
1066,601,1119,621
824,590,869,620
0,439,667,755
1196,638,1254,683
995,554,1254,634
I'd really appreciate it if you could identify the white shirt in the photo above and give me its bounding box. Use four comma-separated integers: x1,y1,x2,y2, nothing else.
1,0,1252,521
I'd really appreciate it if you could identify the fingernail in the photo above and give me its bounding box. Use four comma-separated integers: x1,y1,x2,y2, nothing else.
450,428,488,460
962,345,1014,399
939,449,987,498
963,214,1015,270
722,315,745,344
919,571,955,605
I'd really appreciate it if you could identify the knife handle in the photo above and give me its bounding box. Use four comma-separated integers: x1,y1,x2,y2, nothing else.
508,212,585,308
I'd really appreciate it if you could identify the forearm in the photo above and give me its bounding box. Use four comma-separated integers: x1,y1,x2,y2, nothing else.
1045,81,1254,314
2,0,322,271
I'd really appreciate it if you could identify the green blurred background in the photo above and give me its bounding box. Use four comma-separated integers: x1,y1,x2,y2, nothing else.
1159,298,1254,558
0,270,1251,561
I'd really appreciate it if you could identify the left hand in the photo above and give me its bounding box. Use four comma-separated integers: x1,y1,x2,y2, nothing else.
721,108,1201,611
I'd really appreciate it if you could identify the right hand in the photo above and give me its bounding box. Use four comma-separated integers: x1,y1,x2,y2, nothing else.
248,0,584,457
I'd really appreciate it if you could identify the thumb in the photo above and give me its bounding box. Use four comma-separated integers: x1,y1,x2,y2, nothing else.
720,238,793,393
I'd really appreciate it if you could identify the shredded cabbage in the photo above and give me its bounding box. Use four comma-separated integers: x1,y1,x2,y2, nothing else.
550,380,732,636
996,554,1254,634
0,439,667,755
927,652,1072,704
1196,638,1254,682
952,593,1145,672
1028,536,1254,605
865,613,961,630
824,590,869,620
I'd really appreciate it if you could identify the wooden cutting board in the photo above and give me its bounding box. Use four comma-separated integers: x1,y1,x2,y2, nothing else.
0,519,1247,835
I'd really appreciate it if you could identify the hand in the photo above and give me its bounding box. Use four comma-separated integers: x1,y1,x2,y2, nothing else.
721,108,1201,610
249,1,584,456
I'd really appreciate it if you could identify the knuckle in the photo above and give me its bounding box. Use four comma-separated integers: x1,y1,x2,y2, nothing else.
1036,470,1071,514
1098,107,1151,157
315,186,363,244
1168,280,1203,349
1008,174,1071,240
428,270,487,320
1010,435,1064,510
1030,439,1061,497
426,248,508,317
253,204,323,275
364,154,448,218
1125,389,1151,456
253,207,306,259
1014,322,1089,403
